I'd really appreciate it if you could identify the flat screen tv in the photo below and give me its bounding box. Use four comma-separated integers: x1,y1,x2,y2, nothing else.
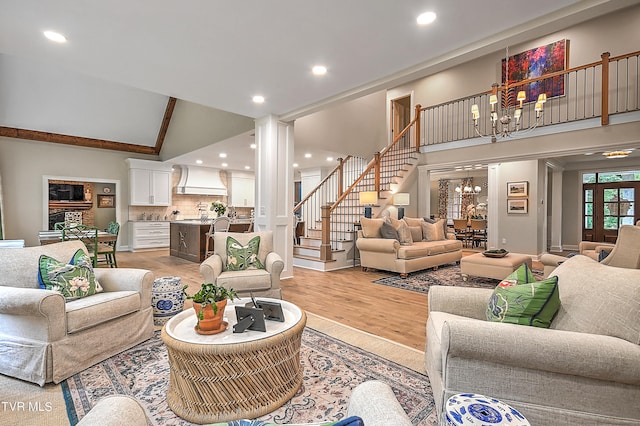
49,184,85,201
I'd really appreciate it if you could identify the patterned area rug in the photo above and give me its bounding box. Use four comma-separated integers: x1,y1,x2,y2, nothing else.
372,263,543,294
62,328,434,425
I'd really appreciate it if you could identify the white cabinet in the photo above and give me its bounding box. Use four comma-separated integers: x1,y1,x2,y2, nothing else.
127,159,172,206
229,172,255,207
130,221,170,250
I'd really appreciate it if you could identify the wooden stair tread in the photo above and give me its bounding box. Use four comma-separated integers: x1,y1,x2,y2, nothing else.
292,254,337,263
295,243,321,250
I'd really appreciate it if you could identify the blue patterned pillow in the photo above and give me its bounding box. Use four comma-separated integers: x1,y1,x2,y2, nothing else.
38,249,102,300
226,236,265,271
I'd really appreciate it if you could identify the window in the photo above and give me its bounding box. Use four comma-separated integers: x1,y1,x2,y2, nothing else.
447,180,463,219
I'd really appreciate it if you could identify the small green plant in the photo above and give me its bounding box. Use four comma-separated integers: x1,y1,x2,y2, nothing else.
210,200,227,217
183,283,238,317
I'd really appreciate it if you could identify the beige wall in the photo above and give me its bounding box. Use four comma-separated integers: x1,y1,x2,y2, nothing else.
390,5,640,109
0,136,159,246
294,91,387,160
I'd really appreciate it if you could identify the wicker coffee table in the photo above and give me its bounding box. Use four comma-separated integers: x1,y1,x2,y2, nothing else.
161,298,306,423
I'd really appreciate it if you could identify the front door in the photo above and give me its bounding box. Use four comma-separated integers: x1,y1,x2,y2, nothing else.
583,181,638,242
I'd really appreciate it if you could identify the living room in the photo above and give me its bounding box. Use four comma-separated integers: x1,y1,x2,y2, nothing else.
1,2,640,425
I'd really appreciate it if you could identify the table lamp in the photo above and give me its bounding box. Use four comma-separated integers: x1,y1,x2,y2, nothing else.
394,193,410,220
359,191,377,218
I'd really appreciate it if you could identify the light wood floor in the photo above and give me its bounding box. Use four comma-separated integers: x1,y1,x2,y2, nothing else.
118,249,428,350
117,250,544,352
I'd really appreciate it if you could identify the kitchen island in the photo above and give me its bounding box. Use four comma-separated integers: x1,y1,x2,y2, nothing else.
169,219,252,262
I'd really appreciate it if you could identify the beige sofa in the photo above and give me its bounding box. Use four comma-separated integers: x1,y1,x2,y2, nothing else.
425,255,640,425
0,241,154,385
356,217,462,276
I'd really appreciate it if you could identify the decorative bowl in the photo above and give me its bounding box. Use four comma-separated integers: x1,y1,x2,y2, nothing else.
482,249,509,258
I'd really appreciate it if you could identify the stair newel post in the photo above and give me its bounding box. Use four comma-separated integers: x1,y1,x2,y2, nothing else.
337,157,344,198
414,104,422,152
374,152,381,192
320,205,332,262
601,52,610,126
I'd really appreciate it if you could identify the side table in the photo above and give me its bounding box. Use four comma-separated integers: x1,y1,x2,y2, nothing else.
151,276,184,326
161,298,306,423
444,393,529,425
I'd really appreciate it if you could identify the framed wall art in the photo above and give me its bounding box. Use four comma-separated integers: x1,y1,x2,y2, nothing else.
507,181,528,197
502,39,568,101
97,194,115,208
507,199,528,214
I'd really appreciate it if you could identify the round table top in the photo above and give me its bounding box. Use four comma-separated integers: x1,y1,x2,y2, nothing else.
165,297,303,345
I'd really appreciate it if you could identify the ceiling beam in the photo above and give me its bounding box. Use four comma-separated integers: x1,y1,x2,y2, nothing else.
154,97,176,154
0,126,157,155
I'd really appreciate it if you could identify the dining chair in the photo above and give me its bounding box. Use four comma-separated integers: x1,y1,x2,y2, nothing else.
204,216,231,258
452,218,472,248
470,219,487,249
97,221,120,268
62,224,99,266
64,211,83,227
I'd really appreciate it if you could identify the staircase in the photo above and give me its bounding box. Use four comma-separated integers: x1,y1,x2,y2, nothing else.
293,117,421,271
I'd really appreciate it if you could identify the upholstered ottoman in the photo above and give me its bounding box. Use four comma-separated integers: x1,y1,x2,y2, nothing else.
460,252,532,281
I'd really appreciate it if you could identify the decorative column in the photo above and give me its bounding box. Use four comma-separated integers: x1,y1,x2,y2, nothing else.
548,163,564,252
254,115,295,279
487,163,500,250
417,165,430,218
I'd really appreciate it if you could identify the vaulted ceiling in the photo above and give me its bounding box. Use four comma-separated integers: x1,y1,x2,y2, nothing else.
0,0,636,170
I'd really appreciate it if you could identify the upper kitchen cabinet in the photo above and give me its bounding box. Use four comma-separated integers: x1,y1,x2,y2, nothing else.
229,171,255,208
127,159,172,206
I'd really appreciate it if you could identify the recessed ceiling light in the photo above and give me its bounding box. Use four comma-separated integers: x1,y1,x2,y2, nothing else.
195,159,203,165
584,152,594,156
250,143,256,149
416,11,437,26
312,65,327,76
252,95,265,104
293,163,299,168
219,153,227,158
244,165,251,170
304,153,312,158
327,157,334,161
221,163,228,167
43,31,67,43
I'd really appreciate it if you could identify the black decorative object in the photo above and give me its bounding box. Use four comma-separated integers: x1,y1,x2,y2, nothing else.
233,306,266,333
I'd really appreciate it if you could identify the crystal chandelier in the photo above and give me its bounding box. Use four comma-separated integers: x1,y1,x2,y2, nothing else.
471,48,548,142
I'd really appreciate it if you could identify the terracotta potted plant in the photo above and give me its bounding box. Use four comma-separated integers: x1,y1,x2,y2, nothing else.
183,283,238,334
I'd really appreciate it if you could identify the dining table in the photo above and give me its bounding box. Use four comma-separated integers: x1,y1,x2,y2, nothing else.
38,230,118,245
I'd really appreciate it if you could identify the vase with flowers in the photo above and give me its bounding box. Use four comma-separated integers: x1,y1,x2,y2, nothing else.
211,201,227,217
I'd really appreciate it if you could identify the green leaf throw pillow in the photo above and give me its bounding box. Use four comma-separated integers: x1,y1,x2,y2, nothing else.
500,262,536,285
486,262,560,328
38,249,102,301
226,236,264,271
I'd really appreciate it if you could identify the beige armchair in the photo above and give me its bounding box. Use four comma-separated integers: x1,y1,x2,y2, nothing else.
426,255,640,424
578,240,615,261
0,241,154,385
200,231,283,299
541,224,640,277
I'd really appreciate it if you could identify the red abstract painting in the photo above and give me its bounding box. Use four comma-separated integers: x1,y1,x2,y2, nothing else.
502,39,567,103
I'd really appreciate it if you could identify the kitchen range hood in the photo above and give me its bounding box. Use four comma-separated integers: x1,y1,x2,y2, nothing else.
176,165,228,196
